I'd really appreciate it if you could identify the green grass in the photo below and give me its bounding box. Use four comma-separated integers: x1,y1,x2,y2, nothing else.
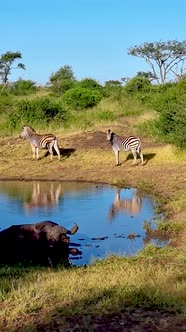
0,255,185,330
0,89,186,330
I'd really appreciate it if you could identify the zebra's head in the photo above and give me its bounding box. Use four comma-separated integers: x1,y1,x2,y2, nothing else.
20,125,36,138
106,129,114,142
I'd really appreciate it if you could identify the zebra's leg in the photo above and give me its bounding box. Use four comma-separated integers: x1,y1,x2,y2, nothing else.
48,144,53,161
114,149,120,166
31,145,36,159
138,146,144,165
54,139,61,160
36,147,39,160
139,151,144,165
132,149,137,165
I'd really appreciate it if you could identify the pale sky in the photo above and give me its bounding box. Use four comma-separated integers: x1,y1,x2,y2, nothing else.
1,0,186,85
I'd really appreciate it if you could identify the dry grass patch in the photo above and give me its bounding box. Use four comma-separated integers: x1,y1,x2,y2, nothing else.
0,258,186,331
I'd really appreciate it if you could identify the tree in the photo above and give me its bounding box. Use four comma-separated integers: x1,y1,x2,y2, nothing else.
136,71,156,81
0,51,25,84
104,80,122,87
128,40,186,84
49,65,76,96
76,78,103,91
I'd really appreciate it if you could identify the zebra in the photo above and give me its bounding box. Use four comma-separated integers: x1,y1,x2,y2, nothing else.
19,125,61,161
106,129,144,166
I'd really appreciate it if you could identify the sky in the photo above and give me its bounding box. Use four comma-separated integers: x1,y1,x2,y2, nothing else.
1,0,186,85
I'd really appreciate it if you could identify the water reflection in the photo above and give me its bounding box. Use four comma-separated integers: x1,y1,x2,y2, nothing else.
108,189,142,221
0,181,169,266
24,182,62,212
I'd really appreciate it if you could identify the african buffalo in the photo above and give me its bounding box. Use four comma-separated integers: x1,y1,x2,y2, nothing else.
0,220,81,266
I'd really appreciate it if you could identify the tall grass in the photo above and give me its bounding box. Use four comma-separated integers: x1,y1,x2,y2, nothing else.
0,255,185,330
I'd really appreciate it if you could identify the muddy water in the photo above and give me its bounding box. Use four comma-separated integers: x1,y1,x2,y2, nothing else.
0,181,167,266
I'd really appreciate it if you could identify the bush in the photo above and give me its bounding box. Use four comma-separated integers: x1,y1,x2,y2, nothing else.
8,79,37,95
0,95,14,114
124,76,151,94
155,97,186,148
50,79,76,96
75,78,103,92
62,87,102,110
7,97,66,130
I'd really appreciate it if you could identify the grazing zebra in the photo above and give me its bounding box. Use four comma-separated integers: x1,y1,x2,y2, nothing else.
20,125,60,161
107,129,144,166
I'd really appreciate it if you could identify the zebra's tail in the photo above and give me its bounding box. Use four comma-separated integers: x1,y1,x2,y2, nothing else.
53,137,58,147
137,139,142,153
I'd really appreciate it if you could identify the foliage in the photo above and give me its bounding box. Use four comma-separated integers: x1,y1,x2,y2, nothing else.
136,71,156,81
0,51,25,84
7,97,66,130
124,76,151,94
155,101,186,148
7,79,37,95
62,87,102,110
105,80,122,87
128,40,186,83
49,65,76,96
151,81,186,148
0,94,14,114
75,78,103,91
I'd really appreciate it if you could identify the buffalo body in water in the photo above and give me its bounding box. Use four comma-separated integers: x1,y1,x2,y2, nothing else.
0,221,80,266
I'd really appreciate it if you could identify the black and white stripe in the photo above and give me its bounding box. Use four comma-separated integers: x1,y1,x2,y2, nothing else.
107,129,144,166
20,125,60,161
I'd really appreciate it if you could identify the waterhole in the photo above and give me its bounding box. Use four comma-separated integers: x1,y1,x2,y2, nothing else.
0,181,168,266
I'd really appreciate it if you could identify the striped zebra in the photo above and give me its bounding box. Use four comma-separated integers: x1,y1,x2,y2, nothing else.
20,125,60,161
107,129,144,166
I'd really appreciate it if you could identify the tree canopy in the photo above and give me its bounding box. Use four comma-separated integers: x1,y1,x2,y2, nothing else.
128,40,186,83
49,65,76,96
0,51,25,84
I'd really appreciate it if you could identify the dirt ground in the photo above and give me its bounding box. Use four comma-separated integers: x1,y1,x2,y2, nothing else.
1,128,186,332
34,308,186,332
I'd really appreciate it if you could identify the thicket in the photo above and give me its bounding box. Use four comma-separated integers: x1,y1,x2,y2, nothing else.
0,94,15,114
75,78,104,92
0,77,185,149
8,79,37,95
152,82,186,148
124,76,151,94
7,97,67,130
123,77,186,148
62,87,103,110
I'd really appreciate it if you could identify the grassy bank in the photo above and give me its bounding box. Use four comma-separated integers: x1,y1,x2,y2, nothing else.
0,88,186,330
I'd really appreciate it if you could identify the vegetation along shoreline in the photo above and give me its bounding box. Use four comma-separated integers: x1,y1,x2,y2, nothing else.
0,40,185,331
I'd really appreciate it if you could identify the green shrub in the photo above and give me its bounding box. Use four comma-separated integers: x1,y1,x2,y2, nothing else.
8,79,37,95
50,79,76,96
49,65,76,96
0,95,14,114
7,97,66,130
75,78,103,92
155,99,186,148
124,76,151,94
62,87,102,110
151,81,186,147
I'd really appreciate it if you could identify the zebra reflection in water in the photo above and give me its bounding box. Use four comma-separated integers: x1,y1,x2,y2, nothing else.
108,190,142,222
24,182,62,211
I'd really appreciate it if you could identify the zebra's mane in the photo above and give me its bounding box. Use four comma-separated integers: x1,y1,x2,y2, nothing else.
24,125,36,133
